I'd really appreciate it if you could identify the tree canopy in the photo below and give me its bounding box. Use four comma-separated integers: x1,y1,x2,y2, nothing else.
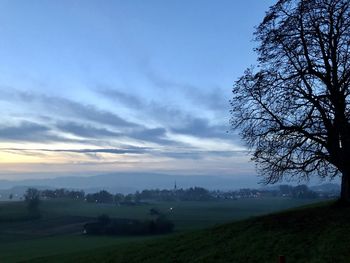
230,0,350,201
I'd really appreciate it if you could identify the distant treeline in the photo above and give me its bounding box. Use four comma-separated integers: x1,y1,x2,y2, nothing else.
85,187,214,204
278,185,318,198
41,189,85,199
137,187,213,202
35,184,335,205
40,187,214,203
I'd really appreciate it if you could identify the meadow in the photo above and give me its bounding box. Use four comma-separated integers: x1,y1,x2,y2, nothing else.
33,200,350,263
0,197,319,262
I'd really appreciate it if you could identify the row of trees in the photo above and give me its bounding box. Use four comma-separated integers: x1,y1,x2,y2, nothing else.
84,187,214,204
137,187,213,202
85,190,139,204
84,214,174,236
279,185,318,199
41,189,85,199
212,184,321,199
25,184,329,209
21,187,214,206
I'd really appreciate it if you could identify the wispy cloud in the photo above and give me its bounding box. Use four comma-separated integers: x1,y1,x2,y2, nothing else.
1,146,247,160
170,117,230,139
1,147,148,156
0,121,64,142
0,90,180,145
1,89,138,129
144,68,230,113
129,127,176,145
0,83,242,179
56,121,121,138
98,88,143,108
37,147,148,155
96,87,232,140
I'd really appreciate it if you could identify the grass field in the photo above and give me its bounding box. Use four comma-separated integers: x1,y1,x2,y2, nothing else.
31,200,350,263
0,197,320,262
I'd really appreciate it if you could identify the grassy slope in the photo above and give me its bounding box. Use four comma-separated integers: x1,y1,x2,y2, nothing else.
0,198,322,262
32,201,350,263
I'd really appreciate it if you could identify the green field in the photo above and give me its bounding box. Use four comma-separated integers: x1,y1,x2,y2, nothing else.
0,198,319,262
33,200,350,263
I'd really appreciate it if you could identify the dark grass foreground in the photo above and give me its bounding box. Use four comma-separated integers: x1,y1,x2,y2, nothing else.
31,201,350,263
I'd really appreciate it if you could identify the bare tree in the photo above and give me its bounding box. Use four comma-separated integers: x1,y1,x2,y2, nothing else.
24,188,41,216
230,0,350,202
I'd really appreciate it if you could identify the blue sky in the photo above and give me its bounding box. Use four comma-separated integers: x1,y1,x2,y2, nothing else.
0,0,276,180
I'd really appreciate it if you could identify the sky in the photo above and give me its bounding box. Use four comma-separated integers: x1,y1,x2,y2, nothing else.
0,0,276,180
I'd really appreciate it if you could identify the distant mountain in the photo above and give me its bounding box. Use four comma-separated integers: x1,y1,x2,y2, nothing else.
0,172,260,194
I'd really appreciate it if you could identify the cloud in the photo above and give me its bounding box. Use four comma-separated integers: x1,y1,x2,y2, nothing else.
0,121,62,142
97,88,143,108
0,90,181,145
184,87,230,113
56,121,121,138
44,96,137,129
171,117,229,139
41,148,148,155
130,127,176,145
0,88,240,156
2,147,149,155
1,147,247,161
161,151,202,160
95,87,232,140
56,120,176,145
144,69,230,113
98,88,229,139
1,89,138,129
160,150,248,160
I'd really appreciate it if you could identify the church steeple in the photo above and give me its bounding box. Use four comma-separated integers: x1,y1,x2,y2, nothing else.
174,180,177,190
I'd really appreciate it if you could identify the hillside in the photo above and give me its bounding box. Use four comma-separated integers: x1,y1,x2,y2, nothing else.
31,201,350,263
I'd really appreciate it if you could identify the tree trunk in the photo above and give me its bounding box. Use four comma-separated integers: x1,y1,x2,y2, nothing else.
340,170,350,203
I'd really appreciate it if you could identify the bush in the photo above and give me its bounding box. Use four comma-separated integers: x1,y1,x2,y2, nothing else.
84,215,174,236
153,215,174,234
